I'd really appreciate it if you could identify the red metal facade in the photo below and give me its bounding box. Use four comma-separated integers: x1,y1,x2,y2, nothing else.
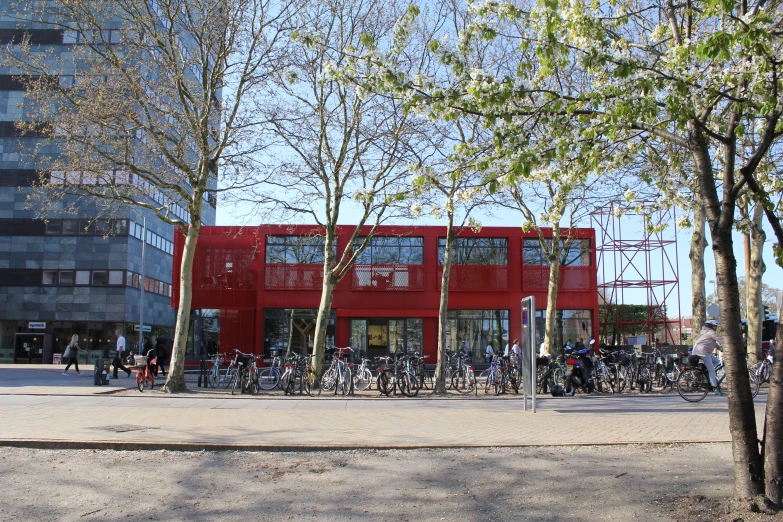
172,225,599,359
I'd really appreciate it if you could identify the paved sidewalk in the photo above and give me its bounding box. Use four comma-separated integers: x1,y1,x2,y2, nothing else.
0,392,766,451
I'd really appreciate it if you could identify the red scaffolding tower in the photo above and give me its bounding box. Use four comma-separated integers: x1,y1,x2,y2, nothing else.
591,201,682,345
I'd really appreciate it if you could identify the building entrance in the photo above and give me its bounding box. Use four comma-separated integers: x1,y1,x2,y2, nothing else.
14,333,51,364
350,318,423,359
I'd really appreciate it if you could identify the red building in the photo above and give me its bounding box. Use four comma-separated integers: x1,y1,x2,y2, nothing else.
171,225,598,362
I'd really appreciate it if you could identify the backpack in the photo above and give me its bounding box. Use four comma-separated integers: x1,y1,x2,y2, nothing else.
63,344,73,359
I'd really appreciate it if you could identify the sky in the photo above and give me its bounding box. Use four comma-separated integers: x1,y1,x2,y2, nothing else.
215,198,783,319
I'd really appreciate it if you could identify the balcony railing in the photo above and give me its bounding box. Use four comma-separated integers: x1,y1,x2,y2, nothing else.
522,265,594,293
352,264,424,291
437,265,509,291
265,264,323,290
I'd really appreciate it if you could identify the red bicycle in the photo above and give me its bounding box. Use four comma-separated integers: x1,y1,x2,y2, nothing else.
135,355,157,392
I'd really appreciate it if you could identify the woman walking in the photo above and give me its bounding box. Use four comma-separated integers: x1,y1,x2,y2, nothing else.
62,334,85,375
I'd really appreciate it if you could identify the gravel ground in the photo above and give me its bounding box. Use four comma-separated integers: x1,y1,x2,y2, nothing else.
2,443,772,522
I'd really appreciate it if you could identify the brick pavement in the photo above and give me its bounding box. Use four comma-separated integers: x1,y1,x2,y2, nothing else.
0,392,765,451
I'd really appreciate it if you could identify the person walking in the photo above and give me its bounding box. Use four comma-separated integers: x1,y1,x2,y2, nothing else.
62,334,85,375
692,320,723,396
155,337,167,376
113,329,131,378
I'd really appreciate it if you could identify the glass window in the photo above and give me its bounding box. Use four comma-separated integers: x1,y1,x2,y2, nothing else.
438,237,508,265
263,309,336,357
112,219,128,235
78,219,94,234
95,220,111,236
92,271,108,285
62,220,78,235
523,238,591,266
76,271,90,285
535,309,593,350
45,220,62,234
354,236,424,264
42,271,58,285
265,235,331,264
132,273,140,288
445,310,509,362
59,271,74,285
108,271,124,285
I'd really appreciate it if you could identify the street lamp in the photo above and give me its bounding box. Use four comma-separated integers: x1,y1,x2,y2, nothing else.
708,279,716,298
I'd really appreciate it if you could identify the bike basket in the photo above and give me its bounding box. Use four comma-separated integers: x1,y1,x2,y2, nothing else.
687,355,701,368
236,355,253,367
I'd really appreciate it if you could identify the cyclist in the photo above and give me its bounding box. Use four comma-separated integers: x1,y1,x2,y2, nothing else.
693,319,724,396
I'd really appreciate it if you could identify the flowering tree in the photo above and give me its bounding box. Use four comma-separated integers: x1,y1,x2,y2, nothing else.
522,0,783,504
5,0,299,391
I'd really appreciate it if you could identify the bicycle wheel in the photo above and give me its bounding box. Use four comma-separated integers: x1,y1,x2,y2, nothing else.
222,367,235,389
506,368,520,394
231,370,242,395
257,367,280,391
208,367,219,388
137,376,144,392
378,370,393,396
749,370,760,399
651,364,666,392
354,368,373,391
445,368,454,390
677,369,709,402
321,368,337,392
419,369,434,390
552,367,565,389
478,369,491,394
398,372,417,397
493,369,504,395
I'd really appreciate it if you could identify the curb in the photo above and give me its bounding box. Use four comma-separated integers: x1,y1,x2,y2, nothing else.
0,439,733,452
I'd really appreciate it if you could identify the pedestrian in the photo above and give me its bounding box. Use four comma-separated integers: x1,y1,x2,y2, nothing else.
511,339,522,366
485,343,495,363
113,329,132,378
503,342,510,356
62,334,85,375
142,337,158,376
155,337,167,376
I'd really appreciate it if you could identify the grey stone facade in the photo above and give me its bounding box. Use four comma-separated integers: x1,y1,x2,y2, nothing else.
0,4,216,362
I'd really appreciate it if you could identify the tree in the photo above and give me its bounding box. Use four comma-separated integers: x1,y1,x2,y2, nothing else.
527,0,783,503
235,0,420,375
5,0,299,391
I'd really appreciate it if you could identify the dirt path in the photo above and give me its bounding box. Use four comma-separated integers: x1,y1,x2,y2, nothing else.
0,444,752,522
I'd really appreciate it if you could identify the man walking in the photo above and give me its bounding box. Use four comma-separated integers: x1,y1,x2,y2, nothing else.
113,329,131,378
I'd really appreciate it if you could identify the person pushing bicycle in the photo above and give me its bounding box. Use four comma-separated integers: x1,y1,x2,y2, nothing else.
693,319,724,396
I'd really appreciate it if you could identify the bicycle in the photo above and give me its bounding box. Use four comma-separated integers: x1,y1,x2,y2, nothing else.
449,353,476,394
376,353,419,397
650,350,680,392
204,352,222,388
677,354,760,402
352,355,374,391
229,350,254,395
257,353,283,391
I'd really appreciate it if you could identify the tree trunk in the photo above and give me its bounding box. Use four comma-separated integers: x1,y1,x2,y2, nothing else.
747,204,765,364
690,200,708,337
763,308,783,504
713,230,765,498
544,254,561,357
312,231,337,376
434,218,454,395
163,223,201,393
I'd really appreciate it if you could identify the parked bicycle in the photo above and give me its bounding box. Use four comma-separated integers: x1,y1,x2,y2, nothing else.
257,352,283,391
376,353,419,397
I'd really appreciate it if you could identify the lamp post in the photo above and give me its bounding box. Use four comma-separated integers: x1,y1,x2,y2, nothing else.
708,279,716,299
